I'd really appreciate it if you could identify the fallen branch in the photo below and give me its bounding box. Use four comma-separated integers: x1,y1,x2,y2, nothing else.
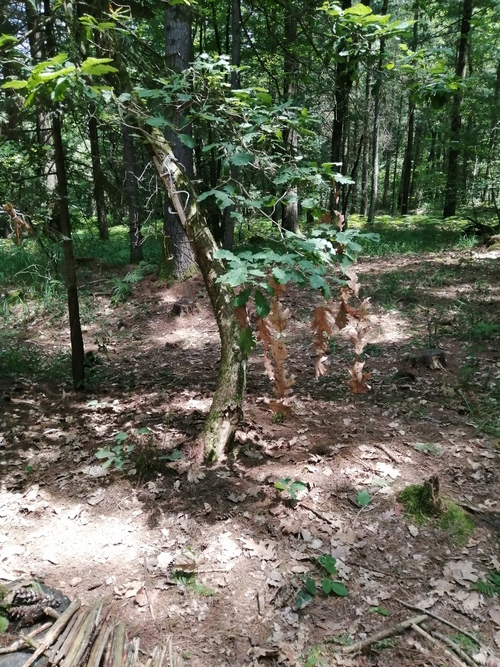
430,628,480,667
395,598,481,647
340,614,427,654
299,502,338,526
373,443,399,463
412,623,469,667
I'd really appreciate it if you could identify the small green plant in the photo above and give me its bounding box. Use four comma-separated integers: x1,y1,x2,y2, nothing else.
94,429,147,470
451,633,479,656
272,411,287,424
369,606,390,616
295,554,348,609
274,477,307,501
356,489,372,507
472,570,500,597
172,572,213,597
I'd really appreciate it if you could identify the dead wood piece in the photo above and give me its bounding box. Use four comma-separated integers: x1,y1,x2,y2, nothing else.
47,606,82,663
0,622,51,655
411,623,469,667
150,644,167,667
340,614,427,654
51,606,88,665
86,623,112,667
106,622,126,667
170,301,196,317
20,598,81,667
143,556,156,622
299,502,338,526
404,348,447,370
373,443,399,463
60,598,103,667
124,636,140,667
429,628,478,667
395,598,481,648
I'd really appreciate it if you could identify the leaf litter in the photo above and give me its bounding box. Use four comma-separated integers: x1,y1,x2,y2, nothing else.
0,252,500,664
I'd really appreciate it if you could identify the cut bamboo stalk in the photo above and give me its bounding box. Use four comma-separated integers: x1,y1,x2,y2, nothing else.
48,606,84,664
60,599,103,667
52,607,89,665
86,623,112,667
109,622,126,667
20,598,81,667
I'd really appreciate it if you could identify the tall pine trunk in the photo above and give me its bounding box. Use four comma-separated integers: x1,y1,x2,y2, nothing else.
122,122,143,263
443,0,473,218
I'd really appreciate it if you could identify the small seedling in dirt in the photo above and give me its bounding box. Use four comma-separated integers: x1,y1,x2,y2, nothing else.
274,477,307,501
95,430,136,470
172,572,213,597
355,489,372,507
472,570,500,597
295,554,348,609
272,411,287,424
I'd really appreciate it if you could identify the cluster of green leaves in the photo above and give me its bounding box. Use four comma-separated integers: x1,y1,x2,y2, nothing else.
296,554,348,610
274,477,308,501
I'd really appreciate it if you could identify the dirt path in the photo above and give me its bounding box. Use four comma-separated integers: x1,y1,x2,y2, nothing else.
1,250,499,666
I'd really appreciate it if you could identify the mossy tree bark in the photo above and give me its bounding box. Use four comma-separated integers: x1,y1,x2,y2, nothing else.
145,127,247,461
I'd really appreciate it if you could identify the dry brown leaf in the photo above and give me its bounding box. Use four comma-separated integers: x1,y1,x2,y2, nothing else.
336,301,349,330
269,277,285,299
344,267,360,298
268,301,289,333
348,360,371,394
234,305,249,328
268,400,293,416
256,318,273,350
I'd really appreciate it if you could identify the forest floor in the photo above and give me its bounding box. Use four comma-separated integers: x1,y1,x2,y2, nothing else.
1,244,500,667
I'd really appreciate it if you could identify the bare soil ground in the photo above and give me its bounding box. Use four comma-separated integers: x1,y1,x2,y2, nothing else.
1,247,500,666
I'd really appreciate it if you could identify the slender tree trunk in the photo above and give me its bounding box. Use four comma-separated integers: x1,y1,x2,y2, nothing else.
367,0,388,224
164,3,196,277
483,60,500,201
52,113,85,388
391,94,404,214
122,122,143,263
360,65,372,216
443,0,473,218
146,129,247,461
281,6,299,234
89,108,109,240
223,0,242,250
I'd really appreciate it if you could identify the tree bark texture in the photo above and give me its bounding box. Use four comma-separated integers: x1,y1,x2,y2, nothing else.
121,122,143,263
443,0,473,218
164,3,196,278
146,128,247,461
52,112,85,389
89,108,109,240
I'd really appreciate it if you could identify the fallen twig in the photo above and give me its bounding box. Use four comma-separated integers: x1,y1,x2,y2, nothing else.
0,622,51,655
430,628,480,667
395,598,481,647
373,443,399,463
143,555,156,621
340,614,427,654
412,623,469,667
299,502,338,526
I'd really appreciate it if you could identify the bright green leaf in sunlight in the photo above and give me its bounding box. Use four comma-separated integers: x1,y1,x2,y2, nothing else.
137,427,150,435
344,3,372,16
219,266,248,287
288,480,307,500
356,489,372,507
2,80,28,89
81,57,118,76
0,34,17,48
114,431,128,443
322,578,332,594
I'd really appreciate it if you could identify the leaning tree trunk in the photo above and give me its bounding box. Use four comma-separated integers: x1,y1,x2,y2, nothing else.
281,7,299,234
145,128,247,461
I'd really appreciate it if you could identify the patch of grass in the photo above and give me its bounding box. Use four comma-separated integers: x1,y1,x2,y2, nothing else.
472,570,500,597
0,338,71,381
397,483,438,524
438,502,474,544
451,634,479,656
172,572,213,597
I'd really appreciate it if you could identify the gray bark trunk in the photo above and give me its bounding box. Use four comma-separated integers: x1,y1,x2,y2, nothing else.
164,3,196,278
